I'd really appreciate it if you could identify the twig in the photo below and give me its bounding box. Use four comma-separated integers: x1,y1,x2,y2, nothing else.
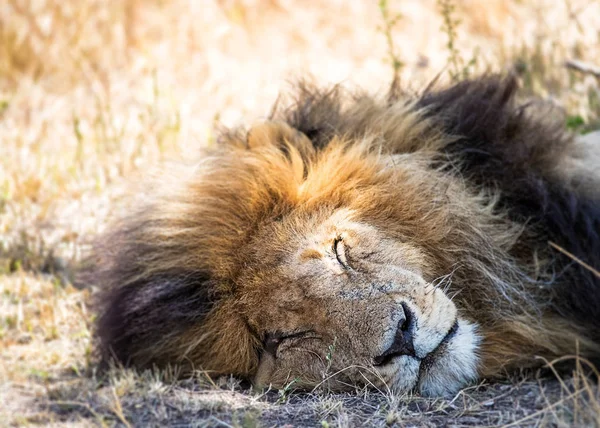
378,0,404,97
208,416,235,428
110,388,132,428
565,60,600,78
548,241,600,278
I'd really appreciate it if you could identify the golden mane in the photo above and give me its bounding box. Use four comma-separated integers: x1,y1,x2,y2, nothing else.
85,75,600,395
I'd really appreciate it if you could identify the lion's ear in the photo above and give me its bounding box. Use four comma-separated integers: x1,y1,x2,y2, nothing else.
247,121,314,157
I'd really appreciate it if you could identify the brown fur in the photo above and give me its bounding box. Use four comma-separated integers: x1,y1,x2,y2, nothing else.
85,75,600,396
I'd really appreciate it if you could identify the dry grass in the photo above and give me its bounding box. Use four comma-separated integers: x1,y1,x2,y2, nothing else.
1,0,599,426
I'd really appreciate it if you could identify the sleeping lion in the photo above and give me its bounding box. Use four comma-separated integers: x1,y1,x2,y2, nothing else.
87,75,600,397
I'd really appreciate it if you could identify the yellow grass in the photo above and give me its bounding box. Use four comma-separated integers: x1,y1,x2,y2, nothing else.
1,0,599,425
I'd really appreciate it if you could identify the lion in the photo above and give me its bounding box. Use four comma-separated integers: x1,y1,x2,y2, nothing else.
86,75,600,397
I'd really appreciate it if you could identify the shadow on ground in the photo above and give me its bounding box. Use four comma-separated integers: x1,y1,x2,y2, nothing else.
21,368,599,427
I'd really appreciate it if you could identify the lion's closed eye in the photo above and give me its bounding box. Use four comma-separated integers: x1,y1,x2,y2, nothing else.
333,237,351,269
264,331,320,356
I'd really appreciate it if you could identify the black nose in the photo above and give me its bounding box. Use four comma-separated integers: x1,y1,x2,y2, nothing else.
373,303,416,366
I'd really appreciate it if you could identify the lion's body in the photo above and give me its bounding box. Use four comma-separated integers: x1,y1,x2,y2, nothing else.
88,76,600,396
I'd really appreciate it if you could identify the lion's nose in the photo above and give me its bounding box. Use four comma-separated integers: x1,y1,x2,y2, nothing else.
373,303,416,365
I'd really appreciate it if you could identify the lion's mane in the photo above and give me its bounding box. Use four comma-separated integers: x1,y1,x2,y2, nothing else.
85,75,600,383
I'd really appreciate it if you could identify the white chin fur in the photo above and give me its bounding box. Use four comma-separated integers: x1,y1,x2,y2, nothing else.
417,319,480,397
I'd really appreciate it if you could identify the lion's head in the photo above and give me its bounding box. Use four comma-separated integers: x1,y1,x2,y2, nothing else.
243,206,480,397
90,77,600,397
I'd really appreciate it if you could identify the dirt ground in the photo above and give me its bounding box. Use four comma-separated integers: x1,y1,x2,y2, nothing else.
6,367,600,426
1,0,600,426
